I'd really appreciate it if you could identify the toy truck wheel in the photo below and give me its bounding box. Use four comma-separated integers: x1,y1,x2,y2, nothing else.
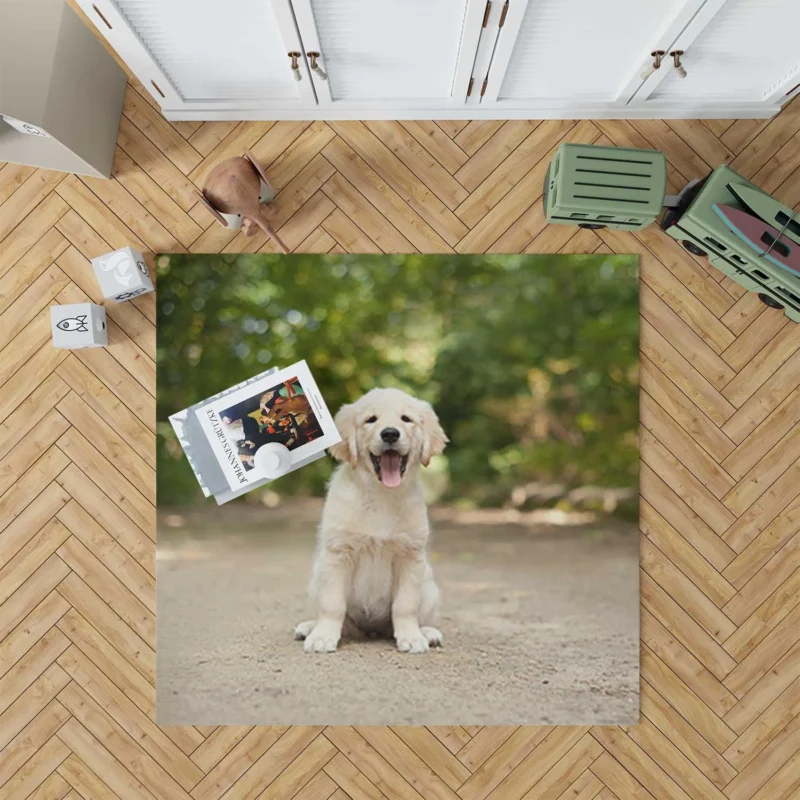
682,240,707,257
758,293,785,310
578,223,606,230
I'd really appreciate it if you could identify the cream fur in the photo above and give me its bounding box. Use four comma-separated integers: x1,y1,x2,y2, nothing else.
295,388,447,653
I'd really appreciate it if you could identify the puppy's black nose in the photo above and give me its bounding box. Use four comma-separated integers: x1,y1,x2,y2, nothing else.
381,427,400,444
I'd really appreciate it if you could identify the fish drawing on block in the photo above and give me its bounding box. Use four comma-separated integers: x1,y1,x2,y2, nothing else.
712,204,800,277
57,315,89,333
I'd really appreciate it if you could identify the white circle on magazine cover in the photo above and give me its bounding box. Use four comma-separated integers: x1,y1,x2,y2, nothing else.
254,442,292,478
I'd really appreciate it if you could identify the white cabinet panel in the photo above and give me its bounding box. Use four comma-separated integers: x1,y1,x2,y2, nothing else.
648,0,800,103
292,0,484,106
76,0,314,109
116,0,298,100
488,0,704,104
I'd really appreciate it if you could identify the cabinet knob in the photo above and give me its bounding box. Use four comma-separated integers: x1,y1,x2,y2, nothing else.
641,50,665,80
288,52,302,81
307,52,328,81
670,50,687,79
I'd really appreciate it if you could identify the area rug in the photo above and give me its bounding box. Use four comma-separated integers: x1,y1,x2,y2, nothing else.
155,253,640,726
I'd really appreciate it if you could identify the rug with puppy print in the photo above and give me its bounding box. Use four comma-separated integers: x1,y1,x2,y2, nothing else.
156,253,639,726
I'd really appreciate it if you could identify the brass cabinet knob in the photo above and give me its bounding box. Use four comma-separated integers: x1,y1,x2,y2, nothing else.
641,50,665,80
288,52,302,82
670,50,687,79
307,52,328,81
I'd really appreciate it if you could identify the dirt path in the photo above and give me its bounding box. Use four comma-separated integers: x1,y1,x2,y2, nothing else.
157,502,639,726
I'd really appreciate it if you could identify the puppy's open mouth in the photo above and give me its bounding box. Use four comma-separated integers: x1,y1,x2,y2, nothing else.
370,450,408,488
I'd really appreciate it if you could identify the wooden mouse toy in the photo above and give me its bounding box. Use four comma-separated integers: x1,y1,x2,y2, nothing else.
196,149,289,253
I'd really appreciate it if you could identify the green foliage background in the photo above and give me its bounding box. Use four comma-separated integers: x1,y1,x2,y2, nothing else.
157,254,639,513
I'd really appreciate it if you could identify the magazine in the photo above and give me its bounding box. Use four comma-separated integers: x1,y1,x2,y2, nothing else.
169,361,340,504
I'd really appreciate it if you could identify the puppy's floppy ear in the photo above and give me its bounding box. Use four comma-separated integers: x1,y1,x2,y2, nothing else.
419,401,448,467
328,402,358,467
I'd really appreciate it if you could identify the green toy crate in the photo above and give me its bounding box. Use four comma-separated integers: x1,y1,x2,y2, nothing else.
660,164,800,322
544,143,667,231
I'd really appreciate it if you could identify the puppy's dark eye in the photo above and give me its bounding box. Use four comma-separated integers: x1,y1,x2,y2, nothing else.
401,415,412,423
365,415,378,424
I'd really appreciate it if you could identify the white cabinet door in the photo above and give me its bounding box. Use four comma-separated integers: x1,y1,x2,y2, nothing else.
480,0,708,111
76,0,315,112
631,0,800,108
289,0,486,109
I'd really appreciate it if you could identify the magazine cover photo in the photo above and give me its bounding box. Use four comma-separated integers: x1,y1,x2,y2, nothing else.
221,378,322,470
219,376,323,471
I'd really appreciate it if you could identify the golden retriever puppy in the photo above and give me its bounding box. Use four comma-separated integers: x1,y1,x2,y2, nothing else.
295,388,448,653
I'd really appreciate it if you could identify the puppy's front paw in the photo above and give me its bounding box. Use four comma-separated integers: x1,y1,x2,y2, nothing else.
420,626,443,647
396,630,430,654
303,621,340,653
304,635,338,653
294,620,315,641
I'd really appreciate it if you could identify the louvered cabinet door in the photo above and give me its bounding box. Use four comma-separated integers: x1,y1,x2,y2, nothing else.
631,0,800,109
479,0,709,111
75,0,316,113
289,0,487,108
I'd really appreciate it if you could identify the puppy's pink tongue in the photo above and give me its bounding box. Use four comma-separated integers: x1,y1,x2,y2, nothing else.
380,452,403,488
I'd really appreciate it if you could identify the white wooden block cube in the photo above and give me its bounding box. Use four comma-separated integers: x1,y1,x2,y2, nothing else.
50,303,107,349
91,246,154,302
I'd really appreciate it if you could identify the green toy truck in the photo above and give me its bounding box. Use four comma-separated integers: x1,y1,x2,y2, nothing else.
660,165,800,322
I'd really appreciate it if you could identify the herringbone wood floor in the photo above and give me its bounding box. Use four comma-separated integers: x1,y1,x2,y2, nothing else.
2,66,800,799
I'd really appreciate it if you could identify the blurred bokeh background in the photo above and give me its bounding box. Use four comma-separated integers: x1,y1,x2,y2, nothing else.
156,253,639,517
